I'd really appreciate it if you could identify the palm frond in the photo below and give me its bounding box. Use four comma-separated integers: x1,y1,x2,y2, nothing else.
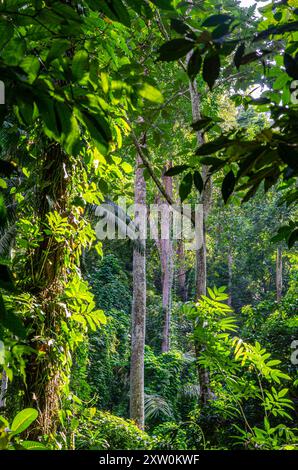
144,394,173,421
94,201,145,253
0,224,16,257
180,384,201,399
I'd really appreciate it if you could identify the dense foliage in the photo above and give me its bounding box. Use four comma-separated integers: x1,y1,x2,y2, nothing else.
0,0,297,452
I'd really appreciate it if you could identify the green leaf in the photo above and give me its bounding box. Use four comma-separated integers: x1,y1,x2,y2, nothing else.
284,52,298,79
212,23,230,39
202,14,233,27
196,138,230,156
187,49,202,81
171,19,191,35
46,39,70,64
1,37,25,66
138,83,163,104
11,409,38,436
98,0,131,27
76,108,111,155
0,294,26,339
20,441,47,450
179,172,193,202
158,39,194,61
193,170,203,193
222,170,235,203
37,97,59,140
164,165,189,176
202,53,220,90
191,117,213,131
278,144,298,170
151,0,174,11
20,56,40,83
248,97,271,105
234,43,245,69
254,21,298,41
55,102,81,155
288,228,298,248
0,22,14,51
72,50,89,81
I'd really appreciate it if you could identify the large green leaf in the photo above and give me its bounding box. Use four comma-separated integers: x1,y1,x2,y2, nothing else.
138,83,164,104
11,409,38,436
222,170,236,203
234,43,245,69
158,39,194,61
179,172,193,202
165,165,189,176
19,440,47,450
284,53,298,79
202,53,220,90
150,0,174,11
187,49,202,81
1,37,26,66
0,21,14,51
55,102,81,155
193,170,203,193
72,50,89,81
202,14,233,27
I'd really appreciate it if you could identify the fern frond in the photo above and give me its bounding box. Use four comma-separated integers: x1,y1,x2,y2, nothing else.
144,394,173,420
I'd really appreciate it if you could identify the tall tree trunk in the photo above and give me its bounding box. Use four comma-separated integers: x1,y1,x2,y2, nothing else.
160,165,173,353
228,247,233,307
130,153,146,429
276,245,283,302
24,143,70,437
177,239,187,301
0,370,8,409
189,77,212,405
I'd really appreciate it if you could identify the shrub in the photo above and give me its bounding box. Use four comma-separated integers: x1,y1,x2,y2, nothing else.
76,409,153,450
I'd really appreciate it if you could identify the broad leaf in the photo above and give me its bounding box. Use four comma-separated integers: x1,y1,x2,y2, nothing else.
158,39,194,61
11,409,38,436
179,172,193,201
203,53,220,90
187,49,202,81
222,170,236,203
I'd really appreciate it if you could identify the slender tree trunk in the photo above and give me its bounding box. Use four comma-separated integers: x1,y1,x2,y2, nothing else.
276,245,283,302
130,153,146,429
228,247,233,307
160,165,173,353
0,370,8,409
189,77,212,405
177,239,187,301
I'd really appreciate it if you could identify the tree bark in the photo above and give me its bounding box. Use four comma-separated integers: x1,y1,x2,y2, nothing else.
228,248,233,307
177,239,187,301
276,245,283,302
130,153,146,429
23,143,70,438
160,165,173,353
189,77,212,405
0,370,8,409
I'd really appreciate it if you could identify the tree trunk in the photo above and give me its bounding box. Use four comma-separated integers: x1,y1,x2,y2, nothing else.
189,77,212,405
177,239,187,301
130,153,146,429
276,245,283,302
160,165,173,353
228,248,233,307
24,143,70,437
0,370,8,409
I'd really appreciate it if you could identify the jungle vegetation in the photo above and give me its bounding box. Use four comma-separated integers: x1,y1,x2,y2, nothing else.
0,0,297,451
